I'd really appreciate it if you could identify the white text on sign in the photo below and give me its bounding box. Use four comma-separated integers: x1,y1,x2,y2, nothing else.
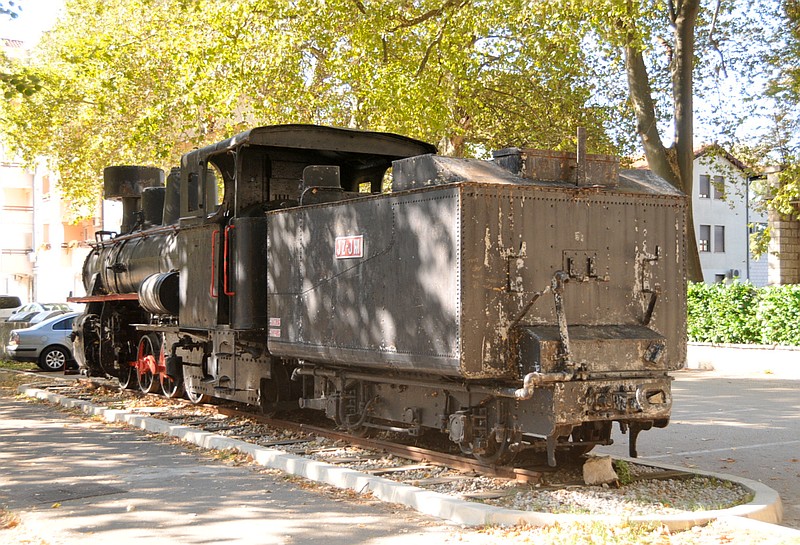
335,235,364,259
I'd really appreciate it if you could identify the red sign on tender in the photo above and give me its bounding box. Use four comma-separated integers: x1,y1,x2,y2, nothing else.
335,235,364,259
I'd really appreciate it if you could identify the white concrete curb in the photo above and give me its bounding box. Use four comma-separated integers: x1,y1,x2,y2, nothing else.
19,385,792,532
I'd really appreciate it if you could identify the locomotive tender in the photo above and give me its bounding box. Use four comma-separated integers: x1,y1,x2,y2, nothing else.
71,124,686,465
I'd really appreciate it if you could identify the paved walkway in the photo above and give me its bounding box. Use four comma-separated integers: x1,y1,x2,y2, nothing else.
0,396,484,545
3,366,799,543
598,369,800,530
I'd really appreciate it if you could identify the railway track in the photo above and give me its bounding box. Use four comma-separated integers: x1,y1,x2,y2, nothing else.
4,369,754,518
215,405,546,484
28,375,691,489
20,376,585,484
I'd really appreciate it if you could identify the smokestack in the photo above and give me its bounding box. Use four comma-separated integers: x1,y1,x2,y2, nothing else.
103,166,165,234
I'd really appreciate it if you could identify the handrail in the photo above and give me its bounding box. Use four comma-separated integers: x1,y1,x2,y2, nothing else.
223,225,236,296
210,229,219,298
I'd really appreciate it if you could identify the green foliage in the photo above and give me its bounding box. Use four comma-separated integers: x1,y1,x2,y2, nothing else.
757,284,800,345
613,459,633,485
769,164,800,218
687,281,800,346
0,0,789,227
0,71,41,98
687,282,761,344
0,0,627,218
742,1,800,216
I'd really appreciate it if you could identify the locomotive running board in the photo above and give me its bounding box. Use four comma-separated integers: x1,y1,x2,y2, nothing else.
68,293,139,303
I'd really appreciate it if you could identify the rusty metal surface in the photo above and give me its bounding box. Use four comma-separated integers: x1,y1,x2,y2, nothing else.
515,324,667,374
492,147,619,186
68,293,138,303
460,184,686,379
267,172,687,382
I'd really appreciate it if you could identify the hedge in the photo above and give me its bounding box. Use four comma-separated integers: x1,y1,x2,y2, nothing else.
687,282,800,346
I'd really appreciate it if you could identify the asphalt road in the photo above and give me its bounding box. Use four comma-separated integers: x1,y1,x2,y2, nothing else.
596,369,800,530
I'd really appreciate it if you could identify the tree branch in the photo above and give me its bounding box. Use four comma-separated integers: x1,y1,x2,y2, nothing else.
624,45,674,184
667,0,677,26
707,0,727,78
351,0,366,15
671,0,700,194
416,27,445,77
390,0,466,31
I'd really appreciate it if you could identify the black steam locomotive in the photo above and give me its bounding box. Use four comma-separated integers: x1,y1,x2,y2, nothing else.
71,124,686,465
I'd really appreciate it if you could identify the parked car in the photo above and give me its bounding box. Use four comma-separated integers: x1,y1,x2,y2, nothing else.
0,295,22,321
6,312,79,371
27,310,71,326
5,302,72,324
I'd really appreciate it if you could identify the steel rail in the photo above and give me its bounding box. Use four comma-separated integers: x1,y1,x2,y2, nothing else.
216,406,544,484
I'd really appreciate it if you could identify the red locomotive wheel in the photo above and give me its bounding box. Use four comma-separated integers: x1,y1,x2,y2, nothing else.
136,334,162,395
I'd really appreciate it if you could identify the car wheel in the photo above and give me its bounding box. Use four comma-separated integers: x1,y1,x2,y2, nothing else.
39,346,69,372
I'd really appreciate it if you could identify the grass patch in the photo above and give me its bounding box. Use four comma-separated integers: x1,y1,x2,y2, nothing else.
480,521,666,544
478,519,797,545
0,359,39,372
0,369,39,395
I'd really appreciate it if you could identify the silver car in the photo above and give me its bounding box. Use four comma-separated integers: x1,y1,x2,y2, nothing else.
6,302,72,324
6,312,79,372
0,295,22,321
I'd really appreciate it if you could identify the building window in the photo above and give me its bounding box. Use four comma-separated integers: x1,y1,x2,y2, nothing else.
714,225,725,253
714,274,726,283
713,175,725,200
699,175,710,198
699,224,711,252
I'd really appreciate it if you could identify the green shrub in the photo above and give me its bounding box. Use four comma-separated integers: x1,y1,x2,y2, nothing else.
756,285,800,345
686,281,760,344
687,281,800,346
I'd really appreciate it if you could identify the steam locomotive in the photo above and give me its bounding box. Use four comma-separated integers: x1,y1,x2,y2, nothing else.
71,124,686,465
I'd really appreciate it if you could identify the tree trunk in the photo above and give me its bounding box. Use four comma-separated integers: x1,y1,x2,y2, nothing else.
624,0,703,282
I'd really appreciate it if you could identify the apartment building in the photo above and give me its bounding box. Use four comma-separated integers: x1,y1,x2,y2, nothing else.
0,151,34,299
30,163,102,301
0,152,105,304
692,146,768,286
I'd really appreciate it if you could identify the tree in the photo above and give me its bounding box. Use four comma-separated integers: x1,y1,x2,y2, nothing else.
623,0,702,281
757,0,800,219
0,0,39,99
562,0,799,281
0,0,788,283
0,0,630,215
